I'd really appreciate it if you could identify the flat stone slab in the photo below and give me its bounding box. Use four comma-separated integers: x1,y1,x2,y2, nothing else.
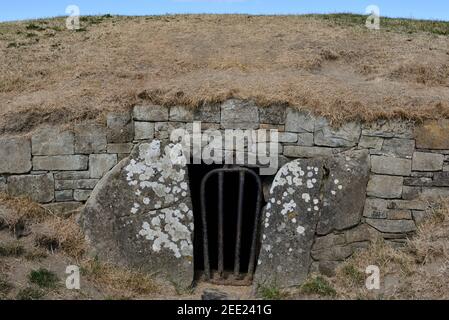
7,174,54,203
221,100,259,129
254,158,324,287
412,152,444,172
32,127,74,155
83,140,194,287
33,155,88,171
367,175,403,199
415,119,449,149
0,137,32,174
314,118,361,147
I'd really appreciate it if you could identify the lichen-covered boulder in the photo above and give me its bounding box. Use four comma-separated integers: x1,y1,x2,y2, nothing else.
317,150,370,235
254,159,324,287
82,140,194,288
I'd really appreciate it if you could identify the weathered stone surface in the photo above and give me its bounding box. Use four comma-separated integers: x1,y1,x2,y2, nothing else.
283,146,333,158
358,136,383,149
317,150,370,234
133,105,169,121
107,113,134,143
365,218,416,233
387,210,412,220
432,172,449,186
0,137,32,174
278,132,297,143
193,104,221,123
89,154,118,178
254,158,324,287
7,174,54,203
107,143,134,154
380,138,415,158
43,202,83,217
403,177,433,186
415,119,449,150
55,179,99,190
74,189,92,201
297,133,314,146
402,186,421,200
312,233,345,251
74,123,107,154
53,171,90,180
362,120,414,139
314,118,361,147
259,105,286,124
169,106,194,122
221,100,259,129
55,190,74,202
284,109,314,133
316,261,340,277
311,245,353,261
388,199,427,211
134,122,155,140
344,223,381,244
421,187,449,198
83,141,194,287
370,156,411,176
412,210,431,224
412,152,444,172
33,155,88,171
32,127,74,155
366,175,403,199
363,198,388,218
0,176,6,193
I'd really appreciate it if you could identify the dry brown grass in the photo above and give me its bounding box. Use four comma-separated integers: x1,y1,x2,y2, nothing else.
332,198,449,300
1,14,449,133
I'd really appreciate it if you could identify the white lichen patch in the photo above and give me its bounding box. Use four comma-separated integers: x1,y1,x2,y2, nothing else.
296,225,305,235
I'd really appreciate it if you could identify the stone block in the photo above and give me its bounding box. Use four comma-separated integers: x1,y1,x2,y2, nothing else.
283,146,333,158
415,119,449,149
344,224,381,243
387,210,412,220
421,187,449,199
134,122,155,140
33,155,88,171
432,172,449,187
193,104,221,123
311,245,353,261
403,177,433,186
89,154,117,178
55,190,74,202
133,105,169,121
284,109,314,133
363,198,388,219
221,100,259,129
0,137,32,174
74,123,107,154
107,112,134,143
412,152,444,172
370,156,411,176
358,136,383,149
362,120,414,139
365,218,416,233
366,175,403,199
278,132,297,143
388,200,427,211
74,189,92,201
169,106,194,122
312,234,346,251
107,143,134,154
32,127,74,155
54,171,90,180
381,138,415,158
258,105,286,124
7,174,54,203
314,118,361,147
402,186,421,200
297,133,314,146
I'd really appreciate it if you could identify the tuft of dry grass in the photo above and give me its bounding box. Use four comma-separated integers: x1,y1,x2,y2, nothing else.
1,14,449,133
81,258,160,297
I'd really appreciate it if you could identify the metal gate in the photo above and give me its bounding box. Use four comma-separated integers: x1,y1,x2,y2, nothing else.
200,166,263,285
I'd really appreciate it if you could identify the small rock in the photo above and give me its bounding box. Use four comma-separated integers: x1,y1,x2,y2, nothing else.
201,289,230,300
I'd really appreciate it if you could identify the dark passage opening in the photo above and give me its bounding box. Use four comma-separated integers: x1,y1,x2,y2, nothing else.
188,163,265,284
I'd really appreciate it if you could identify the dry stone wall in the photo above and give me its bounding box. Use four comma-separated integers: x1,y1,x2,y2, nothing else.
0,99,448,286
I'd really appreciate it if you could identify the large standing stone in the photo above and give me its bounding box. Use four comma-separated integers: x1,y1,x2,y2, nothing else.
254,158,324,287
33,155,88,171
221,100,259,129
7,174,54,203
317,150,370,235
370,156,411,176
366,175,403,199
412,152,444,172
82,140,194,287
314,118,361,147
0,137,32,174
415,119,449,149
32,127,74,155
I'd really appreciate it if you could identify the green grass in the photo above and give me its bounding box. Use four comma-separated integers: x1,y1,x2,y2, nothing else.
28,268,59,289
300,276,337,297
340,264,365,286
0,242,25,257
309,13,449,36
257,284,288,300
16,287,45,300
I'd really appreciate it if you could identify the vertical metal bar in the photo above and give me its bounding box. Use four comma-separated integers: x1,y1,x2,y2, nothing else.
217,171,224,277
200,175,211,280
247,175,262,279
233,171,245,277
